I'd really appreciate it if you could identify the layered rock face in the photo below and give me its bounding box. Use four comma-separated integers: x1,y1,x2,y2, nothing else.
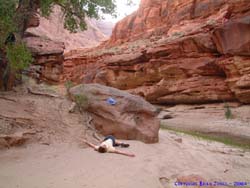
22,5,113,84
108,0,250,46
24,36,65,83
58,1,250,104
70,84,160,143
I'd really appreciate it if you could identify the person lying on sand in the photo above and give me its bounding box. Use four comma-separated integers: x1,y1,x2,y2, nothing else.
83,135,135,157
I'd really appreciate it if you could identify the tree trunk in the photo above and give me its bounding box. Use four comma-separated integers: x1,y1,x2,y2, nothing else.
0,0,40,91
15,0,40,37
0,52,4,90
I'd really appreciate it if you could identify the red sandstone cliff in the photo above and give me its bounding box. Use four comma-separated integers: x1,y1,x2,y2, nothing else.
23,6,113,84
45,0,250,104
108,0,249,46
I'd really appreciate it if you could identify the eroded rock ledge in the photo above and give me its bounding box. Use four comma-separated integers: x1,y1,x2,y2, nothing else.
32,0,250,104
24,36,65,84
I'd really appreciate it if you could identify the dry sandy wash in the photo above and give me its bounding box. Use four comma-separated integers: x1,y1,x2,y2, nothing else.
0,81,250,188
0,130,250,188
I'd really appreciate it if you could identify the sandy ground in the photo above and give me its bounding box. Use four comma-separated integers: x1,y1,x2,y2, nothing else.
160,104,250,145
0,82,96,148
1,130,250,188
1,82,250,188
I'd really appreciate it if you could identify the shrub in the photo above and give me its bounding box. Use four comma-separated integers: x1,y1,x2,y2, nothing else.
64,80,74,93
6,43,33,73
224,103,233,119
171,32,184,38
74,94,89,112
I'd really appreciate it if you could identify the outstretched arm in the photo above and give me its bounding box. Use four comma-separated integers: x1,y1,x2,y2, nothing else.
112,149,135,157
83,139,97,150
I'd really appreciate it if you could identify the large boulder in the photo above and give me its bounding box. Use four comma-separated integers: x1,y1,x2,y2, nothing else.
69,84,160,143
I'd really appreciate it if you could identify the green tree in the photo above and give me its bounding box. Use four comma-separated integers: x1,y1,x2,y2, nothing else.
0,0,117,90
39,0,117,33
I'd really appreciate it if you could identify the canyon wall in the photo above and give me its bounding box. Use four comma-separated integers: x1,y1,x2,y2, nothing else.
23,6,113,84
107,0,250,46
41,0,250,104
27,6,114,52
